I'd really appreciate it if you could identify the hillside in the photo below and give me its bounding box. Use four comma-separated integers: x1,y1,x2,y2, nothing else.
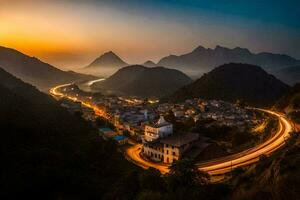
274,65,300,85
274,84,300,125
0,67,141,199
275,83,300,111
167,63,289,106
91,65,192,98
157,45,300,76
0,46,96,91
231,132,300,200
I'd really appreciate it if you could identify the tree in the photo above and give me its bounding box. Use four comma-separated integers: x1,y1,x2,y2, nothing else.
168,158,210,187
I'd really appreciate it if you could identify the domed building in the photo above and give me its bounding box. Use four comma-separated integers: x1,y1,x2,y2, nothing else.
142,116,199,164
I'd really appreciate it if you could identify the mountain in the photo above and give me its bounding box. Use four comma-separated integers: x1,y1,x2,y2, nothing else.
91,65,192,98
167,63,290,106
274,65,300,85
157,45,300,76
0,46,96,91
86,51,127,69
0,67,142,199
84,51,128,77
143,60,156,67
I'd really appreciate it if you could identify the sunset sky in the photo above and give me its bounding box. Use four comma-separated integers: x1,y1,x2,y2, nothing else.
1,0,299,69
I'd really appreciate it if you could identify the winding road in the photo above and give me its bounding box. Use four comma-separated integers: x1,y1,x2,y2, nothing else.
50,82,294,176
126,110,293,175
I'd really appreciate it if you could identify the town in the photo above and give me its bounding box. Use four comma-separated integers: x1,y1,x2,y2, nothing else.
55,83,260,164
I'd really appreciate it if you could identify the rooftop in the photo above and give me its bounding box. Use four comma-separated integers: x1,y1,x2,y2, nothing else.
113,135,128,141
160,132,199,147
152,115,172,128
99,127,113,133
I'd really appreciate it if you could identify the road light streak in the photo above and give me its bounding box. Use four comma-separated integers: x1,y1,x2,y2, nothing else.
50,82,294,176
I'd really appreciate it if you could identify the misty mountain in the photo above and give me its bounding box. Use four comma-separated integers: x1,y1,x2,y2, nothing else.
0,46,96,91
86,51,128,69
91,65,192,98
143,60,156,67
274,65,300,85
157,45,300,76
167,63,290,106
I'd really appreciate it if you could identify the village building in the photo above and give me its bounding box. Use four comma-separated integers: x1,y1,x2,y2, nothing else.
142,116,199,164
144,116,173,142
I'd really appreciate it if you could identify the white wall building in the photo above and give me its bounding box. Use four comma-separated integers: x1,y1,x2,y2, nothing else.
144,116,173,142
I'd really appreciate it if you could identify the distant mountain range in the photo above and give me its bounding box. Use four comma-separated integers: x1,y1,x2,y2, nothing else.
0,46,96,91
91,65,192,98
82,45,299,84
167,63,290,106
157,45,300,76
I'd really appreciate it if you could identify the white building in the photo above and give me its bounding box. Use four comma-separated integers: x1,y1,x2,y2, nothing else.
143,132,199,164
144,116,173,142
142,116,199,164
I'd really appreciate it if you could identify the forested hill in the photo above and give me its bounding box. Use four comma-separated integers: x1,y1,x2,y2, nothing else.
0,67,137,199
91,65,192,97
167,63,289,107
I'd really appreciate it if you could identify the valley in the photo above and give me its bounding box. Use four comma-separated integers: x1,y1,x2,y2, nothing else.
1,2,299,198
50,79,294,178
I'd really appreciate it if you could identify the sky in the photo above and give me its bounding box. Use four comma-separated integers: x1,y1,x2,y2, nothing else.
0,0,299,69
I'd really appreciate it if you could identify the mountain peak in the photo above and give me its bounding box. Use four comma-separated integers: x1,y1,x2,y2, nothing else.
143,60,156,67
87,51,127,68
103,51,117,57
215,45,229,51
192,45,206,52
233,47,251,54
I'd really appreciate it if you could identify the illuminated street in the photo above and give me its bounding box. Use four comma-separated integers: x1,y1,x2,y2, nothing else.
50,82,294,176
50,83,109,119
125,110,293,175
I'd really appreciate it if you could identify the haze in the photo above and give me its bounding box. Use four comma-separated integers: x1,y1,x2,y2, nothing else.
1,0,299,69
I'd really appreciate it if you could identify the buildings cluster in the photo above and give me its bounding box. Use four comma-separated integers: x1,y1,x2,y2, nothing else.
58,85,258,162
94,96,157,138
158,99,255,129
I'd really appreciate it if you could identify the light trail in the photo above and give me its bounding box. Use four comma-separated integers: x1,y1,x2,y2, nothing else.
49,83,72,97
50,82,294,176
125,109,294,175
198,109,292,175
86,78,105,86
49,82,109,119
